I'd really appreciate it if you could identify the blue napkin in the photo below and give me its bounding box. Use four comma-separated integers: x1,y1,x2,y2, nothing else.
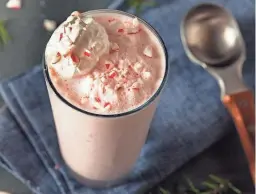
0,0,254,193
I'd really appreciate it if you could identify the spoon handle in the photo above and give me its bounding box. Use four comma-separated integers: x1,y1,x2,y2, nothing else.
222,90,255,183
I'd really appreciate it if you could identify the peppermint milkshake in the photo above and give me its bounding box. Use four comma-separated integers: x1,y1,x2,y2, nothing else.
44,10,167,187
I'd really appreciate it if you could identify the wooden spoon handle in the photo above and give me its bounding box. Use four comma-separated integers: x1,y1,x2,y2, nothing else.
223,90,255,183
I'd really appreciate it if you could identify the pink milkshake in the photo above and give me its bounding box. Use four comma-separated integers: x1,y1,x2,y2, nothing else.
44,10,168,187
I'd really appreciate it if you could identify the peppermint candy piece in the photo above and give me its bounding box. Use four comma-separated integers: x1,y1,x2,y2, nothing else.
6,0,21,9
59,33,64,41
103,87,118,104
53,62,76,79
108,71,117,79
127,17,140,34
104,60,114,70
78,76,94,97
127,28,140,35
142,71,151,80
83,49,91,57
143,46,153,58
91,100,102,110
117,28,125,33
93,70,100,78
110,42,119,51
100,76,108,84
132,18,139,27
70,53,80,64
133,62,143,73
104,102,111,110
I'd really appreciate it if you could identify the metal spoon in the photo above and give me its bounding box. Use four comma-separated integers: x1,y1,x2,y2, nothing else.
181,3,255,182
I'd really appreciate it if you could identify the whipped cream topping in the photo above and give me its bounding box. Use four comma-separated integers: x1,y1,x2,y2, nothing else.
45,11,165,114
46,12,110,78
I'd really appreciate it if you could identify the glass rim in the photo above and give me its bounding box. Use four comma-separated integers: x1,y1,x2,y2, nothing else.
43,9,169,118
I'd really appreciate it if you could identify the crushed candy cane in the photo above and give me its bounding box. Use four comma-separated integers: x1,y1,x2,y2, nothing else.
133,62,143,73
84,49,91,57
59,33,63,41
70,53,80,64
141,71,151,80
108,71,117,79
117,28,124,33
110,42,119,51
132,18,139,27
105,63,111,69
126,17,141,34
45,11,165,114
143,46,153,58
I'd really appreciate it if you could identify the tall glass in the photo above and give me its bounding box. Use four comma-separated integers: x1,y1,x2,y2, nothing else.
43,10,168,187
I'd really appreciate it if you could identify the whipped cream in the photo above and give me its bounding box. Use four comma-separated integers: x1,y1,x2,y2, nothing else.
45,11,165,114
46,12,110,78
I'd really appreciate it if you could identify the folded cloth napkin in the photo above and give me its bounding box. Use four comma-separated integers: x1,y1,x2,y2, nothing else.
0,0,254,193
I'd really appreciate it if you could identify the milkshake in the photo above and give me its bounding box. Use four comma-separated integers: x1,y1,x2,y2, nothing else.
44,10,168,187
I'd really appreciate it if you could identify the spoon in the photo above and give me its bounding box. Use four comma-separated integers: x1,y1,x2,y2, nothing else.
181,3,255,182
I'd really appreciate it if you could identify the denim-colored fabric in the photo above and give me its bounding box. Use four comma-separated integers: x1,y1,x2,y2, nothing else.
0,0,254,193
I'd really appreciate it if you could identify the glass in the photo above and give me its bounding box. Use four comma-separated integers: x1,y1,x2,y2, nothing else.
43,9,168,188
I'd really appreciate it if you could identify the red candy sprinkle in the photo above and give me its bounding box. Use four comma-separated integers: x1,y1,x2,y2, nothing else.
71,53,80,64
59,33,63,41
108,18,115,23
108,72,117,79
104,102,111,108
95,97,101,103
117,28,124,33
133,88,140,91
84,50,91,57
105,64,110,69
69,27,72,31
